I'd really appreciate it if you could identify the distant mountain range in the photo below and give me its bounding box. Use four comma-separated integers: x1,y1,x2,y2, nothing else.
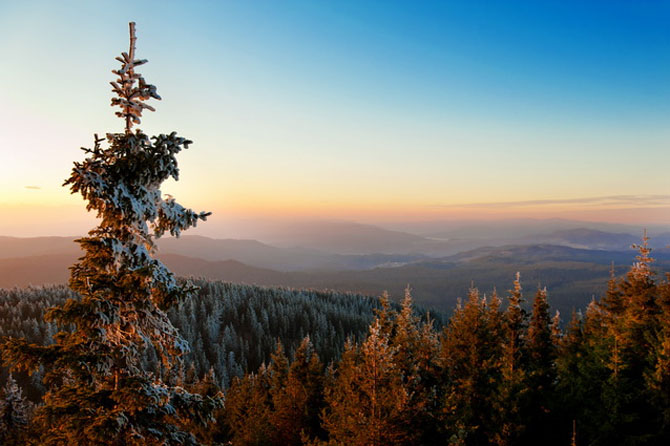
384,218,668,240
157,235,427,270
2,226,669,318
212,219,669,255
524,228,670,251
0,235,428,272
4,220,665,261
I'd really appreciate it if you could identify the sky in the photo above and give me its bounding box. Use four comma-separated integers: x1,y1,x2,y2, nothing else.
1,0,669,236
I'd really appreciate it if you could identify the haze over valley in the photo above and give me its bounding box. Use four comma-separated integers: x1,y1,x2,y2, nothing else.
3,218,668,317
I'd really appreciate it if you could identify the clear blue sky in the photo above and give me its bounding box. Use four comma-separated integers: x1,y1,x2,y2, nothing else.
1,1,668,235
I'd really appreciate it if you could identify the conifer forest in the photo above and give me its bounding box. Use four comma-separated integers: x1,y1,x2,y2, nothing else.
1,19,669,446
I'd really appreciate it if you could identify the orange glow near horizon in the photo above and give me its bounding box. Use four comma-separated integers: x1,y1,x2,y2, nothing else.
2,2,669,239
2,195,668,238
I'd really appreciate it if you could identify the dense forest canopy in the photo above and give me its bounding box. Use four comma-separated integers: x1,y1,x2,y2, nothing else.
0,282,420,397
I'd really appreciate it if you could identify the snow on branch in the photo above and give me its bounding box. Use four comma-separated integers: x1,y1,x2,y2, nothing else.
110,21,161,132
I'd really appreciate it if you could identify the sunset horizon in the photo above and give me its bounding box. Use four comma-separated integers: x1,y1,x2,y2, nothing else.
2,1,668,237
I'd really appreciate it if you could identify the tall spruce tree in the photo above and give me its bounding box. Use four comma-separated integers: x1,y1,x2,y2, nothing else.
441,287,504,445
1,22,221,445
495,273,528,445
598,235,664,443
321,318,410,446
652,274,670,438
269,337,325,446
224,367,272,446
523,286,558,445
391,287,442,445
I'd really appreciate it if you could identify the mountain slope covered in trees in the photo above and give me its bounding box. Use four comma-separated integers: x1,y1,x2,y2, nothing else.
203,242,670,445
3,242,669,445
0,281,444,399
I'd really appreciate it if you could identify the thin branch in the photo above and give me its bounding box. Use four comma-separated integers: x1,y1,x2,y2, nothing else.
126,22,137,132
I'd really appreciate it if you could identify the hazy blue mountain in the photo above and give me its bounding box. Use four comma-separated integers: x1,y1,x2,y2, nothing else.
388,218,667,241
3,226,670,318
0,234,427,272
157,235,427,271
160,244,670,317
232,220,448,255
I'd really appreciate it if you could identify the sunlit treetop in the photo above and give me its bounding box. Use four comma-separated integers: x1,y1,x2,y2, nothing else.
110,22,161,132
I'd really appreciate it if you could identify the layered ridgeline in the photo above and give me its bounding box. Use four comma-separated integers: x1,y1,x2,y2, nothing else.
3,234,670,319
0,281,444,399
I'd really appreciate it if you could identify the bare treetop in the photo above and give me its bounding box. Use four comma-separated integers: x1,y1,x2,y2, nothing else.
110,22,161,132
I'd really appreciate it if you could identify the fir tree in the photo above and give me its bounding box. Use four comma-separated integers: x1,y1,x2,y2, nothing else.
270,337,325,445
441,287,504,445
597,234,665,444
495,273,528,445
391,287,442,445
651,274,670,439
502,273,527,377
183,368,226,445
555,310,589,445
523,286,558,445
224,368,272,446
321,318,410,446
1,22,221,445
267,340,293,445
0,374,30,446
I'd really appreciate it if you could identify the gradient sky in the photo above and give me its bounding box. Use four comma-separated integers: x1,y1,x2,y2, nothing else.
1,0,669,236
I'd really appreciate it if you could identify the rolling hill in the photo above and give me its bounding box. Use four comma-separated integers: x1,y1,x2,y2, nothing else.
3,237,668,318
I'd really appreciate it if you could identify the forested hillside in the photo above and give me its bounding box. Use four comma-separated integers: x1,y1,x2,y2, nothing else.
2,242,670,444
0,281,444,399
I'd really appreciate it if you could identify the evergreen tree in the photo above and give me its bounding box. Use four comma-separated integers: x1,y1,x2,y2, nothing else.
527,288,555,386
523,287,558,445
321,318,410,446
495,273,528,445
266,340,293,445
224,368,272,446
597,234,665,444
184,368,226,445
270,337,325,445
0,374,30,446
441,287,504,445
616,234,659,375
651,274,670,440
1,23,220,445
391,287,442,445
555,310,589,445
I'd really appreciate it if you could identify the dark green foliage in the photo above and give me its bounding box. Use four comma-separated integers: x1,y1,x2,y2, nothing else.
523,287,558,445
